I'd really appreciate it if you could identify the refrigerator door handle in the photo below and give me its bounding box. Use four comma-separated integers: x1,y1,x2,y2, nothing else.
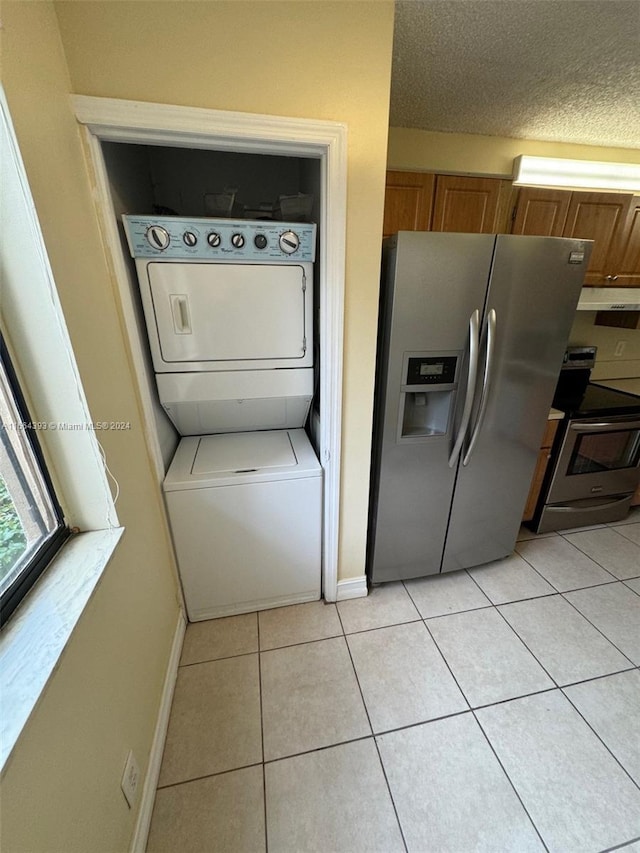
448,309,480,468
462,308,496,466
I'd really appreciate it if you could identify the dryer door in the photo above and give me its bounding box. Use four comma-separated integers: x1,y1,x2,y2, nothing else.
147,262,309,369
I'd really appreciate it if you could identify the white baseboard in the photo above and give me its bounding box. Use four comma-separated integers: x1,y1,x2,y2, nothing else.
336,575,368,601
131,610,186,853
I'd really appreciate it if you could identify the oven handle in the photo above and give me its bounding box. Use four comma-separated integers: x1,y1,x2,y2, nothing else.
570,418,640,432
449,310,480,468
550,495,632,512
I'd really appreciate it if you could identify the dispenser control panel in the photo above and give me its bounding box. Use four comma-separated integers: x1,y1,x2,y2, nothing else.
406,356,457,386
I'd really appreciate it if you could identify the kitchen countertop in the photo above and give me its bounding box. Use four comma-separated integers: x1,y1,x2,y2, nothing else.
592,378,640,397
548,408,564,420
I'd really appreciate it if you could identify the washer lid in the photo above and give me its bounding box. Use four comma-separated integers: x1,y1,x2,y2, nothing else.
163,429,321,490
193,430,297,475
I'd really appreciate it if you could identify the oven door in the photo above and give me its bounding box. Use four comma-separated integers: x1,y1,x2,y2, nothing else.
546,415,640,504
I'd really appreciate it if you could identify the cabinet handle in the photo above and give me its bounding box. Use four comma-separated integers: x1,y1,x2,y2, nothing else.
612,275,619,281
605,275,614,281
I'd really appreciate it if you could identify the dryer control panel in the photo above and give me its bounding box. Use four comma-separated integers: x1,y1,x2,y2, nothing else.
123,215,316,262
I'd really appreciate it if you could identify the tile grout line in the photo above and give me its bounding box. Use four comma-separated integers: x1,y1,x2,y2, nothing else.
490,601,561,688
558,584,638,669
259,630,345,655
598,833,640,853
262,733,377,767
557,529,635,583
419,599,551,852
558,665,639,691
472,709,551,853
420,617,472,712
402,576,493,622
337,605,409,853
512,542,565,594
256,613,269,853
463,560,557,607
155,759,265,791
369,735,409,853
622,579,640,598
560,681,640,797
422,605,561,713
494,594,638,693
179,647,263,668
613,524,640,548
516,537,640,600
513,538,618,596
341,616,423,637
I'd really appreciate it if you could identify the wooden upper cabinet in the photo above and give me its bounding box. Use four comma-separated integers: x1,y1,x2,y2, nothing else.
561,192,633,285
606,195,640,286
432,176,512,233
383,171,435,238
383,172,512,237
383,174,640,286
513,189,639,286
511,188,571,236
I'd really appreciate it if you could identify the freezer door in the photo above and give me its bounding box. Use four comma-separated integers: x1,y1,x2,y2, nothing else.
441,235,591,572
368,232,495,583
145,261,309,369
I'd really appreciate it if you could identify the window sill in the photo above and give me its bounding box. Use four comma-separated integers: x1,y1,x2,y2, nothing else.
0,527,124,772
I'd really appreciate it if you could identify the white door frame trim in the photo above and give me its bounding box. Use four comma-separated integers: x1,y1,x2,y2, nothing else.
72,95,346,603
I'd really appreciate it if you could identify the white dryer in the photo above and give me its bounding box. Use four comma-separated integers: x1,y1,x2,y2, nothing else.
163,429,322,620
123,215,316,435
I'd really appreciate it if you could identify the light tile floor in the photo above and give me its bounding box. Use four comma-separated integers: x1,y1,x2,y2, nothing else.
147,511,640,853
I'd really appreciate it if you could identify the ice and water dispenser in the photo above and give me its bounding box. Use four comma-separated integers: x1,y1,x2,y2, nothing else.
398,353,459,440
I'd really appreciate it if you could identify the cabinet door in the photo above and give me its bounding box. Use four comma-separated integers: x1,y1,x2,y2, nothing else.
431,176,506,233
522,419,559,523
606,195,640,286
522,447,552,522
383,171,435,237
511,188,571,236
562,192,633,285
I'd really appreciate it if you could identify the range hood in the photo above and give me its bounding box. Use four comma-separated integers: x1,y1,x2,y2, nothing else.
576,288,640,311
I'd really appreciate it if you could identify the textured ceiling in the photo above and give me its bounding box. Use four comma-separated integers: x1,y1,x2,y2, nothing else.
390,0,640,149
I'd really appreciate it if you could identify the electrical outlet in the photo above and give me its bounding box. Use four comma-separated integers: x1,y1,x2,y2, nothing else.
121,750,140,808
614,340,626,357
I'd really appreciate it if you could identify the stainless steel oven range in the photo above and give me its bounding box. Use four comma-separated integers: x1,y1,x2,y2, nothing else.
533,346,640,533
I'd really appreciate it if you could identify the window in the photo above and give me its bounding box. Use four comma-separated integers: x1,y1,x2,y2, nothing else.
0,336,69,626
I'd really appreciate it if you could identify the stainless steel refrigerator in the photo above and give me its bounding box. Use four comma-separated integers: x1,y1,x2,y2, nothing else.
367,232,592,583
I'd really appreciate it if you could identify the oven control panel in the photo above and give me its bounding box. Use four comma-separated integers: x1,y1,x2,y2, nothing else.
123,215,316,262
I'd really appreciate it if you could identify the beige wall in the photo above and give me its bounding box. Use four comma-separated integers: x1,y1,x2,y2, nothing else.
54,0,395,582
388,126,640,176
0,3,181,851
0,2,393,850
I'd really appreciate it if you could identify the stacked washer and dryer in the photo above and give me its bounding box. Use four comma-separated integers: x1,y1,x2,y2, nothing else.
123,216,322,621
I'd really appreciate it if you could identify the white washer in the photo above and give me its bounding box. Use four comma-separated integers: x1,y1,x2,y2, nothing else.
163,429,322,621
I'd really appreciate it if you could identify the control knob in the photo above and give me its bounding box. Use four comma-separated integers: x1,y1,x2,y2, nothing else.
145,225,170,251
183,231,198,247
231,233,245,249
207,231,221,248
279,230,299,254
254,233,268,250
